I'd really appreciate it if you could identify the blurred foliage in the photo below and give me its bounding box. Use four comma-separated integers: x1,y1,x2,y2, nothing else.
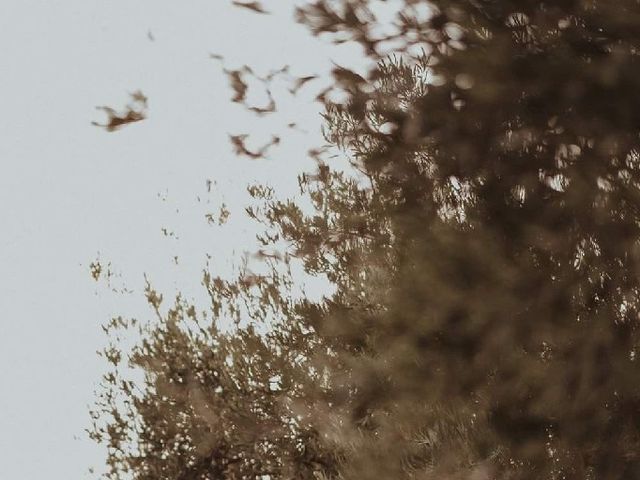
91,1,640,479
92,91,148,132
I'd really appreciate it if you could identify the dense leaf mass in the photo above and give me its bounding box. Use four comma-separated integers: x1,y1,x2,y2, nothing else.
92,1,640,479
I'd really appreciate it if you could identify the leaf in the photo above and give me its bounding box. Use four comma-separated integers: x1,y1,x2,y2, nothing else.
331,64,367,89
248,96,277,116
92,91,148,132
229,134,280,159
289,75,319,94
224,69,248,103
231,1,269,14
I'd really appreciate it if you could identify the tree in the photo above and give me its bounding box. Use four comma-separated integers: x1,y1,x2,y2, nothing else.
92,1,640,479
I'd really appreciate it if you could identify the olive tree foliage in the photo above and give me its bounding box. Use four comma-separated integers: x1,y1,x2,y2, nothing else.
92,1,640,480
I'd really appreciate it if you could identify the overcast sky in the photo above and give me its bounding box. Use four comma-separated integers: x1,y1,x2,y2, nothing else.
0,2,363,478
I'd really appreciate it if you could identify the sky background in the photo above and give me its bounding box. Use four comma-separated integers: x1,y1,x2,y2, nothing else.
0,2,363,478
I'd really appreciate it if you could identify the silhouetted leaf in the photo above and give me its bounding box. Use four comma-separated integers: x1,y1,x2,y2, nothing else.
231,1,269,14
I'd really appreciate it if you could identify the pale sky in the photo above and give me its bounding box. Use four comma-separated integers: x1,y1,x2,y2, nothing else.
0,2,362,478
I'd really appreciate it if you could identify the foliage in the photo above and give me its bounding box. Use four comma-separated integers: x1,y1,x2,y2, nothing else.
92,1,640,479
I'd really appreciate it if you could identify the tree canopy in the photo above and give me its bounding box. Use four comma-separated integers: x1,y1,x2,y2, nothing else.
91,1,640,479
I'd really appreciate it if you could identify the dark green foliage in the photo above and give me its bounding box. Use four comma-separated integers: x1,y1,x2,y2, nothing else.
92,2,640,479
